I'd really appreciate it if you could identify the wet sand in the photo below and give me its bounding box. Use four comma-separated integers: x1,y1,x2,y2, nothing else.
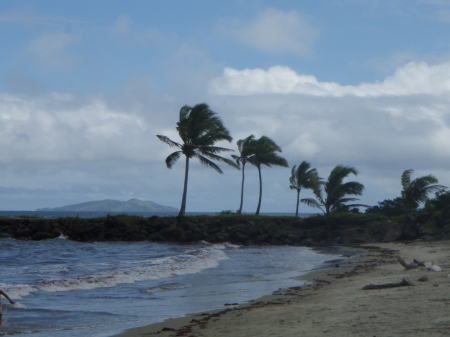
115,241,450,337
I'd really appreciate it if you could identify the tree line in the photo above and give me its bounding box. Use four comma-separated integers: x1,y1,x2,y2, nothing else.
158,103,447,218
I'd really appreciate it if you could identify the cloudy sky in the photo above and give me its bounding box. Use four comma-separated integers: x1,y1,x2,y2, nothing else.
1,0,450,213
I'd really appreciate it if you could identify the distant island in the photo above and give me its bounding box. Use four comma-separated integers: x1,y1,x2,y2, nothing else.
37,199,178,212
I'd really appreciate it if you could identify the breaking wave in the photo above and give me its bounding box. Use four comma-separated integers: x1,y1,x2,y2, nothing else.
143,283,189,293
26,244,228,294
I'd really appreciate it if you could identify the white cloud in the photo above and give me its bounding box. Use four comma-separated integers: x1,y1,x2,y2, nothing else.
223,8,319,56
0,92,164,164
27,33,81,70
111,14,132,34
2,61,450,211
210,62,450,97
207,61,450,208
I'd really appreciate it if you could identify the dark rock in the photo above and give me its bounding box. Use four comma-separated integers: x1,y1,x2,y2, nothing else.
104,217,127,230
32,232,56,240
309,226,327,242
229,232,250,244
372,220,403,242
342,228,368,244
416,212,432,224
400,223,420,240
300,238,315,246
130,234,147,241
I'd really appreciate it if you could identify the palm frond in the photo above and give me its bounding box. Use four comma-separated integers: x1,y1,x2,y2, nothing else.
336,197,361,204
237,135,256,155
301,198,324,213
200,151,239,169
157,135,182,149
401,169,414,190
194,153,223,173
401,169,448,212
197,146,235,154
231,154,242,167
346,203,370,208
165,151,182,168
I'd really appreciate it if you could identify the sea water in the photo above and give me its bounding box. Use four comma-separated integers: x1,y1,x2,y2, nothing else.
0,236,342,337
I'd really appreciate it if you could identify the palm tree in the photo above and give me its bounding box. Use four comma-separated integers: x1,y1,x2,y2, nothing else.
248,136,288,215
232,135,256,214
400,169,447,213
301,165,366,233
289,161,321,217
157,103,238,217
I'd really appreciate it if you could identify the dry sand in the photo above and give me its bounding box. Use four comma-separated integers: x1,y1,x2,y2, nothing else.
115,241,450,337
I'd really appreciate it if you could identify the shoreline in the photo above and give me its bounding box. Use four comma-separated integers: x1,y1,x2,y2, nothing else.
113,240,450,336
111,244,373,337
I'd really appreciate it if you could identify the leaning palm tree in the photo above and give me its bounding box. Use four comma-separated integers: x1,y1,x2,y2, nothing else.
157,103,238,217
289,161,321,217
232,135,256,214
301,165,366,233
400,169,447,213
248,136,288,215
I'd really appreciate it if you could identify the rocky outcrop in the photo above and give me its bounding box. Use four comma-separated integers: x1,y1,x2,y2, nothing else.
0,213,442,246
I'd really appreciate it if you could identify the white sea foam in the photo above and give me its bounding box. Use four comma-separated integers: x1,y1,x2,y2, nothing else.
0,282,39,299
9,302,26,309
35,245,229,293
143,283,189,293
223,242,240,249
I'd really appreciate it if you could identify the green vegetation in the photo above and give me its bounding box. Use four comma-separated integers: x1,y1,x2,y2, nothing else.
331,211,385,219
400,169,446,213
365,197,405,217
289,161,321,218
247,136,288,215
425,190,450,215
301,165,366,233
232,135,256,214
157,103,238,217
364,170,447,220
219,210,236,215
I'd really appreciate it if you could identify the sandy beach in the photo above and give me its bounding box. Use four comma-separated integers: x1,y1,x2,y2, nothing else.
116,240,450,337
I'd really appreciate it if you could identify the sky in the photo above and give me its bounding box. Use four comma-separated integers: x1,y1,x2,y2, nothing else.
1,0,450,212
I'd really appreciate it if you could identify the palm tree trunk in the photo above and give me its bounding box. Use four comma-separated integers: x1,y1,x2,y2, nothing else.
237,163,245,214
256,165,262,215
295,190,300,217
178,156,189,217
324,209,332,239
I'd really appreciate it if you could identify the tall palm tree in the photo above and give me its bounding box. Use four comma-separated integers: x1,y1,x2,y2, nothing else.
232,135,256,214
248,136,288,215
157,103,238,217
301,165,365,232
289,161,321,217
400,169,447,213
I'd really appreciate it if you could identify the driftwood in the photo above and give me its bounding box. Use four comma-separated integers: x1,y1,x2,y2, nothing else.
398,257,419,269
414,259,426,266
398,257,443,271
362,278,414,290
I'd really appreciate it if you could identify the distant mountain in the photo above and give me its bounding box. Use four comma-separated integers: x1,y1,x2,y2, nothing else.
37,199,178,212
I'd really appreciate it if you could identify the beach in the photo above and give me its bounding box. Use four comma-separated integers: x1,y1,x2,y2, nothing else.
116,240,450,337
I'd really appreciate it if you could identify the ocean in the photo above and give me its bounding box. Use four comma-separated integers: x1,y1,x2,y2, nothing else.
0,211,340,337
